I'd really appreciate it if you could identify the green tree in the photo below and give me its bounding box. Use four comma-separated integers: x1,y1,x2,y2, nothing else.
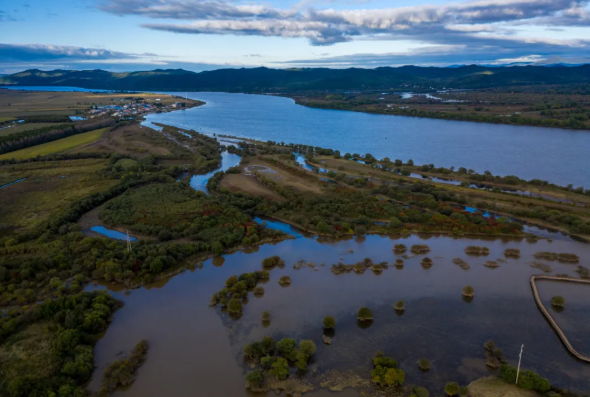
270,357,289,379
299,340,317,356
445,382,459,396
323,316,335,329
246,369,264,388
384,368,405,386
277,338,296,357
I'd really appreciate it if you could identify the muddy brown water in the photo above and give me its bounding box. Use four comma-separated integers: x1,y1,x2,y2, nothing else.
87,230,590,396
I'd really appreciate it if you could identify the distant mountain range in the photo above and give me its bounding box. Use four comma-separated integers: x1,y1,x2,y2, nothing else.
1,65,590,92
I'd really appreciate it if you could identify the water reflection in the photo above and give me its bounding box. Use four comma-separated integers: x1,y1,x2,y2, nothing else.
89,226,137,241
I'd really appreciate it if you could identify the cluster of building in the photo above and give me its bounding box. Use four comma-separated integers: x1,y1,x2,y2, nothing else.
87,99,186,119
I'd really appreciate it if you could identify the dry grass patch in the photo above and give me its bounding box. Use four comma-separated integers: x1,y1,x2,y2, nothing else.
220,173,285,202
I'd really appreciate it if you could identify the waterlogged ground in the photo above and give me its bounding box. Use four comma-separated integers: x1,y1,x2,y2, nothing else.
88,229,590,396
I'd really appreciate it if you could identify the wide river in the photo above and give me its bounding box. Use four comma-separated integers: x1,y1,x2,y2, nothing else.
145,92,590,187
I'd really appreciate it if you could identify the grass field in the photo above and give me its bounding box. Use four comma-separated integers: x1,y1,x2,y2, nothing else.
0,127,108,160
0,158,116,230
0,122,67,137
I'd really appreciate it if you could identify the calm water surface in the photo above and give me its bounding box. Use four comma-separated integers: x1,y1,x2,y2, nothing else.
88,230,590,397
145,92,590,187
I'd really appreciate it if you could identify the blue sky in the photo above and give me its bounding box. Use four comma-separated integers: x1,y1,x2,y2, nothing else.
1,0,590,73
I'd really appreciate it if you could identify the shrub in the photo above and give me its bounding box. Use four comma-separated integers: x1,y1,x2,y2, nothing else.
228,298,243,313
269,357,289,380
246,369,264,388
417,358,431,371
504,248,520,258
421,257,433,268
262,311,270,322
225,275,238,287
323,316,336,329
551,296,565,307
277,338,297,357
464,246,489,255
410,245,430,254
278,276,291,285
299,340,317,356
412,387,430,397
394,259,404,268
462,286,475,297
484,340,495,351
394,301,405,311
262,256,285,268
254,286,264,296
458,386,469,396
357,307,373,321
484,261,499,268
444,382,459,396
393,244,407,253
453,258,470,270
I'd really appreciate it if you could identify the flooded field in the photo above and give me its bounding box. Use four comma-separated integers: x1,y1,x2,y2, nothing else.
88,228,590,396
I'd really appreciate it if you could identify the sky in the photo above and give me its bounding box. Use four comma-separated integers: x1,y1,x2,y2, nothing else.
1,0,590,74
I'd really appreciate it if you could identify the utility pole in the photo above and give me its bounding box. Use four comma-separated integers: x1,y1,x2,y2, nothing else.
516,344,524,385
126,230,132,253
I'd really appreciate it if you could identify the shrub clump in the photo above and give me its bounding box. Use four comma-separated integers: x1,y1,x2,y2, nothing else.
394,259,404,268
210,271,269,310
464,246,489,255
530,262,553,273
421,257,433,268
254,286,265,296
417,358,431,371
483,261,499,269
551,296,565,307
484,340,506,368
262,255,285,269
462,285,475,297
394,301,405,311
576,265,589,278
410,244,430,254
452,258,470,270
393,244,407,254
278,275,291,285
499,364,550,392
444,382,459,396
504,248,521,258
228,298,243,313
534,252,579,263
357,307,373,321
262,310,271,322
371,352,405,387
243,336,318,388
323,316,335,329
98,340,149,395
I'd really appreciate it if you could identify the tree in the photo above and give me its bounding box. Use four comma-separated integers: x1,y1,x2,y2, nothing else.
323,316,335,329
299,340,317,356
246,369,264,388
384,368,405,386
227,298,242,313
269,357,289,379
408,159,414,166
262,311,271,322
445,382,459,396
389,216,402,228
551,296,565,307
357,307,373,321
417,358,431,371
277,338,296,357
